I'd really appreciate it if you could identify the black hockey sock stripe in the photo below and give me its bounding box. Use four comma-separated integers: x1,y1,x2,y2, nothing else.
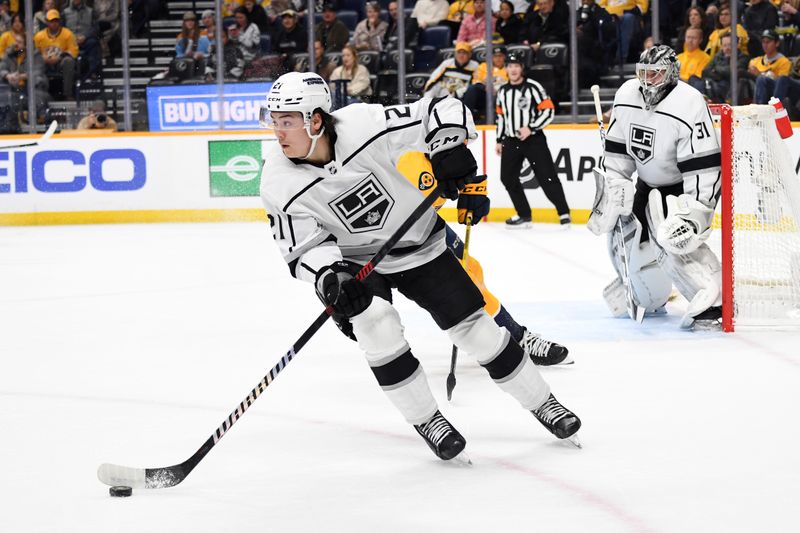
370,350,421,387
480,334,524,380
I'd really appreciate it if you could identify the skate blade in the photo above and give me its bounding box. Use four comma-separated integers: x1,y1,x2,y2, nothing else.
558,354,575,365
450,450,473,466
565,434,582,449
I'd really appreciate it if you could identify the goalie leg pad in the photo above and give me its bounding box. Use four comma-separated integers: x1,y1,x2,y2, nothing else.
449,310,550,410
606,216,672,313
352,298,437,425
656,243,723,326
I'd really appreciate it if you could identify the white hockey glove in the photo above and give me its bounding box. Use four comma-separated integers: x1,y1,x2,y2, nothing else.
587,168,634,235
649,190,714,255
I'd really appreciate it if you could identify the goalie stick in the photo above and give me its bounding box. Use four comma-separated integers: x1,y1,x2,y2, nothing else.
445,211,473,401
98,178,485,490
590,85,645,323
0,120,57,150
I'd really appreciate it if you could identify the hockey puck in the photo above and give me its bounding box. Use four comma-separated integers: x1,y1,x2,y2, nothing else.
109,486,133,497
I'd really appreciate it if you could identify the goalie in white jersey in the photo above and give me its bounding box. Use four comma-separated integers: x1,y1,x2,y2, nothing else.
588,45,723,328
259,72,581,461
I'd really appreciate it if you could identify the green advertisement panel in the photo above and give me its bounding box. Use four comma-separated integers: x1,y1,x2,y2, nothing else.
208,140,266,197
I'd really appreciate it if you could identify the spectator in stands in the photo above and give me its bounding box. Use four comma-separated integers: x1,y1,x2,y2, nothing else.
315,2,349,53
302,39,336,80
354,1,388,51
63,0,101,77
243,0,270,33
524,0,569,54
598,0,646,62
201,10,215,42
77,99,117,130
781,0,800,27
175,12,210,61
462,45,508,117
274,9,305,55
743,0,778,58
385,1,419,49
749,29,791,103
206,22,245,81
93,0,119,58
0,1,12,35
423,41,478,98
496,0,523,44
773,54,800,119
702,32,749,102
34,9,78,99
412,0,449,30
445,0,474,36
677,27,711,93
130,0,161,37
330,44,373,104
0,32,50,124
705,5,748,58
457,0,494,47
34,0,57,32
0,14,24,57
232,6,261,63
675,6,712,53
576,0,614,88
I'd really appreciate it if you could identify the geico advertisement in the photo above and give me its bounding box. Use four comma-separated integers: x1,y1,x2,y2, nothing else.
0,135,272,213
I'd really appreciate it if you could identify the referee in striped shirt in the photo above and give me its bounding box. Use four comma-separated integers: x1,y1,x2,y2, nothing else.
496,53,570,227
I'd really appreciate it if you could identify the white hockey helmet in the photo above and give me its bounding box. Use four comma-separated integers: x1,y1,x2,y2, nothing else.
636,45,680,109
260,71,332,130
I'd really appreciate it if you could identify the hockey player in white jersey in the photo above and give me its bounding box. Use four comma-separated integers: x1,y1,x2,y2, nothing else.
588,45,723,329
260,71,581,461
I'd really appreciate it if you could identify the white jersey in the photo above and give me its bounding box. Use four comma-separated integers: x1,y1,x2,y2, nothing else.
603,79,721,208
260,97,476,284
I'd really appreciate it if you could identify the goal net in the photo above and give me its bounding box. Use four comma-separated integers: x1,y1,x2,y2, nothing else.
711,104,800,331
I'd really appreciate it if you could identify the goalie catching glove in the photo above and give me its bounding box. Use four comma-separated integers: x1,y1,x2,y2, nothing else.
431,143,478,200
315,261,373,318
648,190,714,255
457,177,490,224
587,168,634,235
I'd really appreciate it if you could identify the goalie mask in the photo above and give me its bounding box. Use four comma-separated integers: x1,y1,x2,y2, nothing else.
636,45,679,110
261,71,332,159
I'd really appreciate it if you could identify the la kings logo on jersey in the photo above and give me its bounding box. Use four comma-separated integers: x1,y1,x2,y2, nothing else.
629,124,655,164
329,174,395,233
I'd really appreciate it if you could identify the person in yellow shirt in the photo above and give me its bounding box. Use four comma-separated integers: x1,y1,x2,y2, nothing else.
0,13,24,58
461,45,509,118
396,150,573,366
704,6,748,58
677,27,711,94
749,29,792,104
33,9,78,99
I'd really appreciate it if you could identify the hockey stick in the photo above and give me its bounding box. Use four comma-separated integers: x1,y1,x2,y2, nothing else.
0,120,57,150
445,211,473,401
98,178,484,490
590,85,645,323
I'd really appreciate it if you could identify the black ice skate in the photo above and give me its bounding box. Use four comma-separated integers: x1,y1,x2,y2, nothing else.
505,215,532,229
531,393,582,448
519,329,574,366
414,411,469,463
690,306,722,331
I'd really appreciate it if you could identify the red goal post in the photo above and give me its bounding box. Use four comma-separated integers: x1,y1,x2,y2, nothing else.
708,103,800,332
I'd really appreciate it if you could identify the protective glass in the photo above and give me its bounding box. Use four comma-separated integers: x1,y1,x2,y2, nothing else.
259,108,306,130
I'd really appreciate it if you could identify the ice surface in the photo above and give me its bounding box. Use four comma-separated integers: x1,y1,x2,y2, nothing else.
1,222,798,533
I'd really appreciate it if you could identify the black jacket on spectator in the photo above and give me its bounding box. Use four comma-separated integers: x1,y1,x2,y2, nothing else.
315,18,349,52
743,1,778,56
576,2,614,86
245,3,271,33
274,22,306,54
702,48,749,81
497,14,523,45
384,14,418,49
524,0,569,45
